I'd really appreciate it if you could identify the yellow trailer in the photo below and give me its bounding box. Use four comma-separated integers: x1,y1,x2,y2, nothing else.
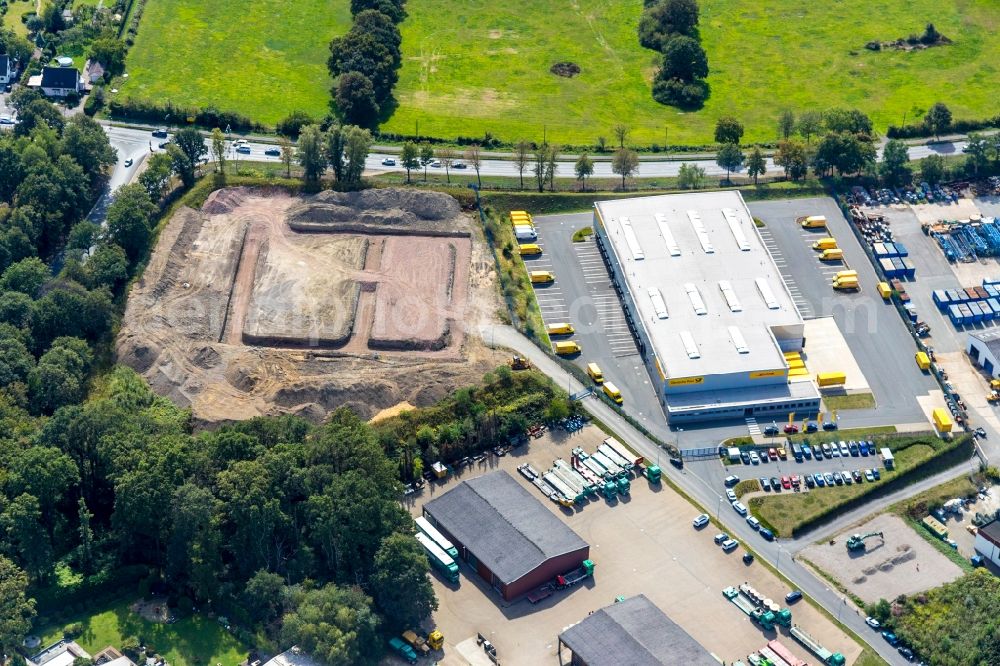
816,372,847,387
877,282,892,300
932,407,953,432
915,351,931,371
554,341,581,355
530,271,555,283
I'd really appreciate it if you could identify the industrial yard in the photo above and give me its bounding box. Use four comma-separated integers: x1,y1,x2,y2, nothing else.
405,424,861,666
117,187,502,423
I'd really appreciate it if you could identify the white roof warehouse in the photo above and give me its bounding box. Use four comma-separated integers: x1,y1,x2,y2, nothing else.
592,191,820,422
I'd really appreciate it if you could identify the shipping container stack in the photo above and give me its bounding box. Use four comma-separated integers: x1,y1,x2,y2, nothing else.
935,278,1000,327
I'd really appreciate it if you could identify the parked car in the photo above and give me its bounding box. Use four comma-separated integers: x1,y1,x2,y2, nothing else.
864,469,875,482
759,528,775,541
742,552,754,564
813,446,824,461
768,447,778,459
785,590,803,603
821,443,832,456
749,451,760,465
726,489,738,502
833,472,844,485
692,514,710,528
872,468,881,480
741,451,752,465
152,128,168,138
784,424,799,434
849,441,859,456
790,475,800,487
764,425,780,436
724,475,740,487
882,631,899,646
381,157,396,166
823,421,839,430
802,444,813,459
777,447,787,459
805,475,815,488
815,473,826,487
759,477,770,491
123,158,133,167
264,148,280,156
825,472,836,485
806,422,818,433
839,441,850,456
781,476,791,489
898,647,914,662
865,616,881,629
746,515,760,530
852,470,863,483
770,476,780,490
759,450,769,462
976,427,988,438
722,538,739,552
732,501,748,516
714,533,729,544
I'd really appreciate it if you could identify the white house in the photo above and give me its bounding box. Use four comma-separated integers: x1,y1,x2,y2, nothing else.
974,518,1000,568
0,55,13,86
37,66,83,97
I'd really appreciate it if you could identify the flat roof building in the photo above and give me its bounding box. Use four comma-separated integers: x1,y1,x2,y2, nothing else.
558,595,718,666
423,470,589,601
593,191,820,422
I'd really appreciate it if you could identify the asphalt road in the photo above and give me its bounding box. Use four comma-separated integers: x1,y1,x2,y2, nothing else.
749,198,937,427
483,323,913,666
94,123,975,181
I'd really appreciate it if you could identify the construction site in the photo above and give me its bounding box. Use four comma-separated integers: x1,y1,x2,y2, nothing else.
117,187,502,424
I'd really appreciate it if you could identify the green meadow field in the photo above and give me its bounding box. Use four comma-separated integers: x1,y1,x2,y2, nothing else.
122,0,1000,144
120,0,352,124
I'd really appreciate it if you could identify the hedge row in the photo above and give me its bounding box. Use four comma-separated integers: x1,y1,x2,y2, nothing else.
108,98,267,133
887,116,1000,139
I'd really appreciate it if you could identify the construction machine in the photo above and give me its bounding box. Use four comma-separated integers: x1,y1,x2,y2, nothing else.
846,531,884,551
509,355,531,370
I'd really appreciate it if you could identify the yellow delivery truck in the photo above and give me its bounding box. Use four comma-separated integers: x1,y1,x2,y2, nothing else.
554,341,581,356
530,271,555,284
518,243,542,256
603,382,623,404
586,363,604,384
812,238,838,250
547,322,574,335
820,248,845,261
799,215,827,229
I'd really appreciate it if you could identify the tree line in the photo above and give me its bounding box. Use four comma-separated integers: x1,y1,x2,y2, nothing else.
639,0,710,109
328,0,407,128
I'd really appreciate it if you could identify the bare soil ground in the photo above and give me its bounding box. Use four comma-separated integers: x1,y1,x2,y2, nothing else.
118,187,502,424
800,513,963,604
407,425,861,666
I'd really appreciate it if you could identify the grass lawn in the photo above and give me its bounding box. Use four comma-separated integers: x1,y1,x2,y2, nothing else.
822,392,876,410
39,601,249,666
120,0,352,125
383,0,1000,145
3,0,35,38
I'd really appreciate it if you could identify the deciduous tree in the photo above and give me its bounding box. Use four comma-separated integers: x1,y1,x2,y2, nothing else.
105,183,156,264
879,139,912,186
716,142,744,181
575,153,594,190
297,125,327,183
612,147,640,189
464,144,482,188
369,533,438,631
746,146,766,185
924,102,952,140
400,141,418,183
714,116,744,144
513,140,530,190
0,555,34,657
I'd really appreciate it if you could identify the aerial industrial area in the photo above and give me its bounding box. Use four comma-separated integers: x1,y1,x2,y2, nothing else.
3,0,1000,665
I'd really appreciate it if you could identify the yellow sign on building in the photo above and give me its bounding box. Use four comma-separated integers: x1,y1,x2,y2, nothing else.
749,369,786,379
668,376,704,387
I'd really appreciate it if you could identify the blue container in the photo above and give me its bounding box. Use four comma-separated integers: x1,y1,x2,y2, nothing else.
883,242,900,257
879,257,898,278
959,303,974,322
984,277,1000,287
891,257,906,273
986,284,1000,299
949,304,964,325
903,303,918,322
989,298,1000,315
894,242,909,257
901,258,916,279
981,300,994,321
969,302,984,323
948,289,966,304
933,290,950,310
873,242,888,258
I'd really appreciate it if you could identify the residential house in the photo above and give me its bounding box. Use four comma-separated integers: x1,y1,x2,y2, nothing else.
27,640,91,666
0,55,13,86
37,66,83,97
85,59,106,84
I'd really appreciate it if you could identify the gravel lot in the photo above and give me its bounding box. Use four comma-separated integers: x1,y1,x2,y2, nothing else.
405,424,860,666
800,513,963,604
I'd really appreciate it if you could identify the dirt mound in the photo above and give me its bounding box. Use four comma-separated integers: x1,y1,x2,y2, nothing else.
287,188,462,229
550,61,581,78
203,187,250,214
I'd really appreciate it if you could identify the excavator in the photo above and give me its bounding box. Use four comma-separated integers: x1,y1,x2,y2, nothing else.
509,355,531,370
846,531,884,551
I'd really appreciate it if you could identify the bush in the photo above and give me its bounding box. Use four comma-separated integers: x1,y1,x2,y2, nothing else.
652,77,708,109
107,98,264,133
63,622,84,639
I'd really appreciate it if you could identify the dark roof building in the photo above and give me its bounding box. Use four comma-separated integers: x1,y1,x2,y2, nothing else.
974,518,1000,568
423,470,589,600
558,595,718,666
40,66,81,92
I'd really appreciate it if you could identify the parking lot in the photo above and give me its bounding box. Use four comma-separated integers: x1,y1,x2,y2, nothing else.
405,424,861,666
748,198,937,427
528,213,670,438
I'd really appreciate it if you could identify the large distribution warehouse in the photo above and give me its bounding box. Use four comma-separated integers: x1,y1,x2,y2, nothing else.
423,470,590,601
592,191,821,422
